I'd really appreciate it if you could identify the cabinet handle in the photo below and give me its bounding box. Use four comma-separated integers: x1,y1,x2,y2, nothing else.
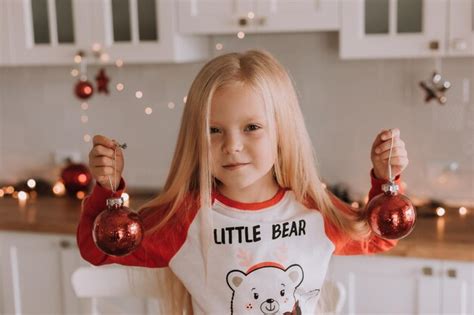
238,18,248,26
446,269,457,278
429,40,439,50
422,266,433,276
60,240,71,249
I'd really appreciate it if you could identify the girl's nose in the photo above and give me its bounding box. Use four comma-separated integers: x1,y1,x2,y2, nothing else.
222,133,243,153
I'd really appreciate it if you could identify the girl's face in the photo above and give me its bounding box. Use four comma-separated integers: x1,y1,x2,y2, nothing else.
209,83,277,197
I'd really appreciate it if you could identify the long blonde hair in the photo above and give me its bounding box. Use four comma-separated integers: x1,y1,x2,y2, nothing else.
136,50,370,314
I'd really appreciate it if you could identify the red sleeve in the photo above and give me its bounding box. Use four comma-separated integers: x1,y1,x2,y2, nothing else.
325,169,402,255
76,179,199,267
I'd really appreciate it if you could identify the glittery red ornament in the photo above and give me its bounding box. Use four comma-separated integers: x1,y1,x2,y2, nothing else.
60,160,93,197
366,181,416,240
93,197,144,256
75,80,94,99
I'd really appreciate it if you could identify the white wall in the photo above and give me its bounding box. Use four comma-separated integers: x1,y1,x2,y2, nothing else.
0,32,473,205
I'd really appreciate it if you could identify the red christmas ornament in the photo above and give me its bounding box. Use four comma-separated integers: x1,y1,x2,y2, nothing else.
93,197,144,256
95,68,110,94
75,79,94,99
60,160,93,197
366,181,416,240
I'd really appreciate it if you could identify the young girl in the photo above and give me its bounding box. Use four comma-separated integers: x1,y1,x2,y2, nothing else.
78,50,408,314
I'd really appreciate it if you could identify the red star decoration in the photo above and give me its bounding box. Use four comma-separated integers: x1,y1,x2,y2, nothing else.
95,68,110,94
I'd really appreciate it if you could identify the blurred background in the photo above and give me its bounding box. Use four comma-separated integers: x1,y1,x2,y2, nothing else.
0,0,472,314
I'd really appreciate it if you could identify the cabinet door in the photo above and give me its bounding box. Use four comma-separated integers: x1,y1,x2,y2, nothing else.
0,232,87,314
91,0,209,63
6,0,91,65
447,0,474,56
178,0,257,35
0,0,10,65
340,0,447,59
255,0,339,33
441,260,474,314
328,256,442,314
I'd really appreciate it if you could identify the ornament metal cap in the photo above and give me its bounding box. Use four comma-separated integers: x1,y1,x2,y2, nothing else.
106,197,124,208
381,181,399,195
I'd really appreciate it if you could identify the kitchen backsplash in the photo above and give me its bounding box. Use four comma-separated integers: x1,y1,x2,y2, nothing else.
0,32,473,204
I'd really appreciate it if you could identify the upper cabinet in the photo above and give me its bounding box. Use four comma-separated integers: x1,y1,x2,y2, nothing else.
446,0,474,56
340,0,447,59
3,0,209,66
0,1,9,65
177,0,339,35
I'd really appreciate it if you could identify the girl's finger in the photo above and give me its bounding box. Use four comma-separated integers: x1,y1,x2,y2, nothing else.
375,139,405,154
381,128,400,141
378,147,407,160
91,156,114,168
93,135,115,149
381,156,409,165
91,144,115,158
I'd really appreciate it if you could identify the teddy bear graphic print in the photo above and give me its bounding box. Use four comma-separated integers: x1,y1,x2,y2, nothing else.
226,260,320,315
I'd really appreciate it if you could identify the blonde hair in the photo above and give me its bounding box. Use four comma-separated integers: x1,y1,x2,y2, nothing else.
135,50,370,314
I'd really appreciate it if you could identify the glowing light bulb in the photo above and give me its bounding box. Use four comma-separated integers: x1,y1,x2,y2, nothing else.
76,191,85,200
248,12,255,19
18,191,28,201
215,43,223,50
84,134,91,143
135,91,143,99
351,201,359,209
145,107,153,115
100,53,110,62
27,179,36,189
71,69,79,77
168,102,175,109
237,31,245,39
116,83,124,91
92,42,102,52
81,102,89,110
459,207,468,216
81,115,88,123
115,59,124,67
436,207,446,217
53,181,66,196
74,55,82,64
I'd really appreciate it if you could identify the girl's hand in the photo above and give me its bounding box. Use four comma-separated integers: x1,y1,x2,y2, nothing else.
88,135,125,191
371,128,409,180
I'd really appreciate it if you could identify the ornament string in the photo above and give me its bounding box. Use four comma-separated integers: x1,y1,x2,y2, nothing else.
107,141,127,194
387,130,394,182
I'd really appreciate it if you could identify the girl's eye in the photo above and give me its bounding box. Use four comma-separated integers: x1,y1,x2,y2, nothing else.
245,124,260,131
253,292,259,300
210,127,220,134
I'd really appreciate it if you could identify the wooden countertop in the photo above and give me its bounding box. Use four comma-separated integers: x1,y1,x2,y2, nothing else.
1,196,473,262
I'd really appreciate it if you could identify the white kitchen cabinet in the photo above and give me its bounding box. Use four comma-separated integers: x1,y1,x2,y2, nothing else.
446,0,474,56
328,255,474,314
0,0,10,65
0,231,89,314
441,260,474,314
3,0,209,66
340,0,447,59
178,0,339,35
